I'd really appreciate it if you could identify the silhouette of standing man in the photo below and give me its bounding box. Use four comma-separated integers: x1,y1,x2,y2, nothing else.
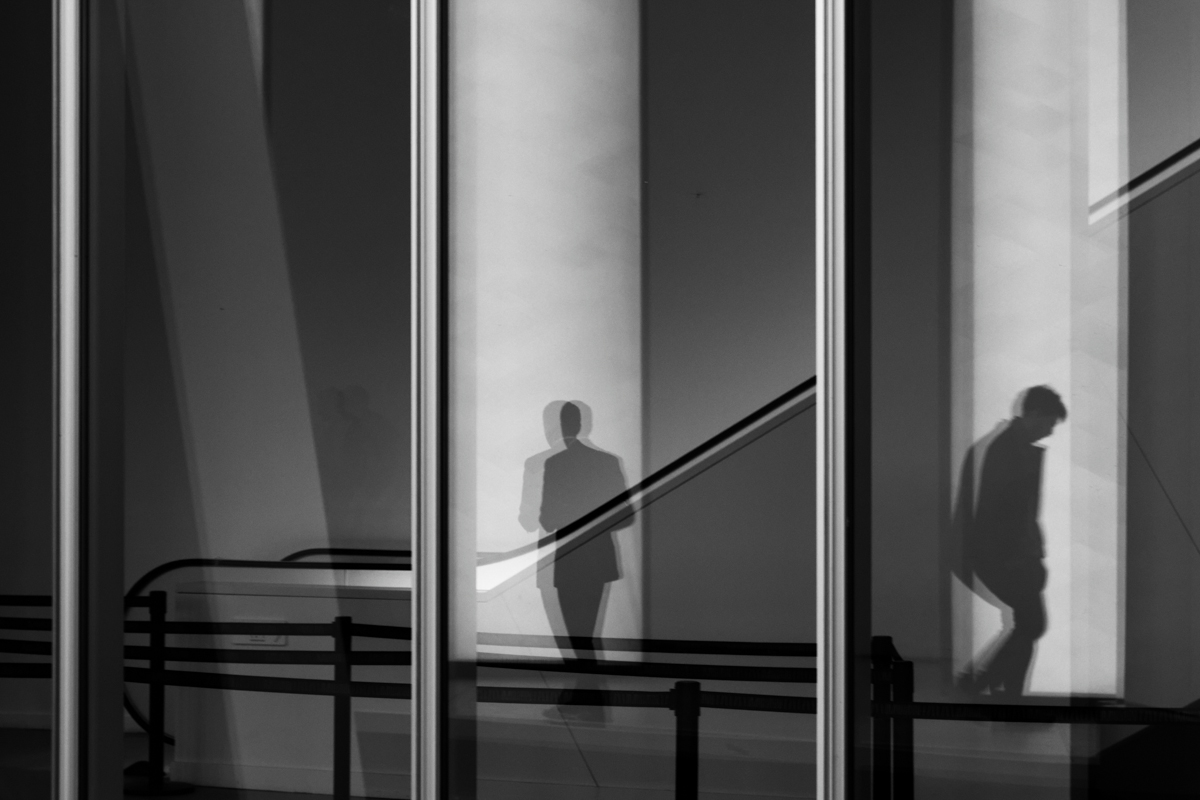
968,385,1067,698
539,402,627,660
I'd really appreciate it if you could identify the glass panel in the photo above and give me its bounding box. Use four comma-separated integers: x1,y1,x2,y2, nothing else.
865,1,1200,797
1,5,54,798
447,2,815,797
120,1,410,796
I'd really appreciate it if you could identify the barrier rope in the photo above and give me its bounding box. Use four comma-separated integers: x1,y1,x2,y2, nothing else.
478,631,813,657
14,600,1200,800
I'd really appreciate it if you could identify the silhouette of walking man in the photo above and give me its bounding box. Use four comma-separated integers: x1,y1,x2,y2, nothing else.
967,385,1067,698
523,400,633,724
539,402,627,651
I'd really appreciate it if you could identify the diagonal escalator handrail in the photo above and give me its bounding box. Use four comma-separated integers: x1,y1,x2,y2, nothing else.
475,376,817,594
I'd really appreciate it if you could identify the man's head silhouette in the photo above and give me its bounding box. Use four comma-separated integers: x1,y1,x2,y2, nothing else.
561,402,582,440
1016,385,1067,442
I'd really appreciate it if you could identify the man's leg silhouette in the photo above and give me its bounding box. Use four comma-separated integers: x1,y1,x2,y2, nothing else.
976,561,1047,696
556,582,606,722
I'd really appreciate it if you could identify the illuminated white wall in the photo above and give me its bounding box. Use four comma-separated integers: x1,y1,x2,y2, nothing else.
952,0,1125,696
450,0,642,643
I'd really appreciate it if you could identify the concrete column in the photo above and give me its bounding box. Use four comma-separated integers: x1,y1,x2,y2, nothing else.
450,0,642,647
952,0,1124,696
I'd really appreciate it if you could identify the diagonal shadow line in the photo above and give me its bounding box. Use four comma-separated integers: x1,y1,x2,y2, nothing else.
1124,414,1200,561
1089,136,1200,214
478,377,817,568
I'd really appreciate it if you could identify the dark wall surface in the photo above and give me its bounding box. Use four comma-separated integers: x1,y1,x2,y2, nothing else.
1111,0,1200,714
124,0,411,590
0,0,53,597
868,0,954,663
641,0,815,642
1094,27,1200,784
0,0,53,739
642,0,814,470
268,0,411,549
1124,176,1200,710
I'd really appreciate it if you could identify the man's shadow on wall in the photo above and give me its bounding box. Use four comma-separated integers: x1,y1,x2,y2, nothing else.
946,387,1061,700
519,400,631,724
947,422,1011,688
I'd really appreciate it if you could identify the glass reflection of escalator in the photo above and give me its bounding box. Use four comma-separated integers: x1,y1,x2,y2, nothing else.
112,378,818,797
475,376,817,594
472,377,818,797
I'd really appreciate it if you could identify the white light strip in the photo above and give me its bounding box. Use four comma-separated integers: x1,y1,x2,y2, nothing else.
817,1,848,799
54,0,82,798
412,0,441,798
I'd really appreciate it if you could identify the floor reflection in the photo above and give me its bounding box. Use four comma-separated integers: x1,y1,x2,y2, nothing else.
475,662,814,799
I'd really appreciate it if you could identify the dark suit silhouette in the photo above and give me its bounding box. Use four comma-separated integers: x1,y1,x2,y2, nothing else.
955,387,1064,699
539,423,626,653
968,419,1049,696
533,402,629,724
954,388,1065,701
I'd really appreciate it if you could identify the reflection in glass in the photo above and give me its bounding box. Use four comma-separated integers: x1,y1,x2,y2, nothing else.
958,387,1065,699
1,3,54,798
524,401,630,726
450,1,815,797
866,1,1200,797
121,0,410,794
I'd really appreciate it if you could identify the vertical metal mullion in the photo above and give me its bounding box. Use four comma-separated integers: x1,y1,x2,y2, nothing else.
817,1,848,799
54,0,83,797
412,0,443,799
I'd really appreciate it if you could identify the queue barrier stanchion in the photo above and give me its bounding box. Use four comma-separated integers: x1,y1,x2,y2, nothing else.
891,659,914,800
25,582,1200,800
333,616,353,800
109,604,822,800
871,637,895,800
671,680,701,800
126,591,193,796
150,591,166,787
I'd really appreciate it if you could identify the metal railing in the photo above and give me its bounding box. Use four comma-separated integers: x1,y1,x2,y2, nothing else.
14,592,1200,798
121,551,413,741
1,592,813,799
0,595,52,680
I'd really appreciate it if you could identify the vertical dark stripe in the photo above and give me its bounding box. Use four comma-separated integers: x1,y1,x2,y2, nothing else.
83,1,126,797
847,0,872,796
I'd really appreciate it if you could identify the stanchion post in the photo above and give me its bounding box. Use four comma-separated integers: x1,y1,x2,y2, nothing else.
148,590,167,790
672,680,701,800
333,616,353,800
892,660,914,800
871,636,893,800
127,590,192,796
